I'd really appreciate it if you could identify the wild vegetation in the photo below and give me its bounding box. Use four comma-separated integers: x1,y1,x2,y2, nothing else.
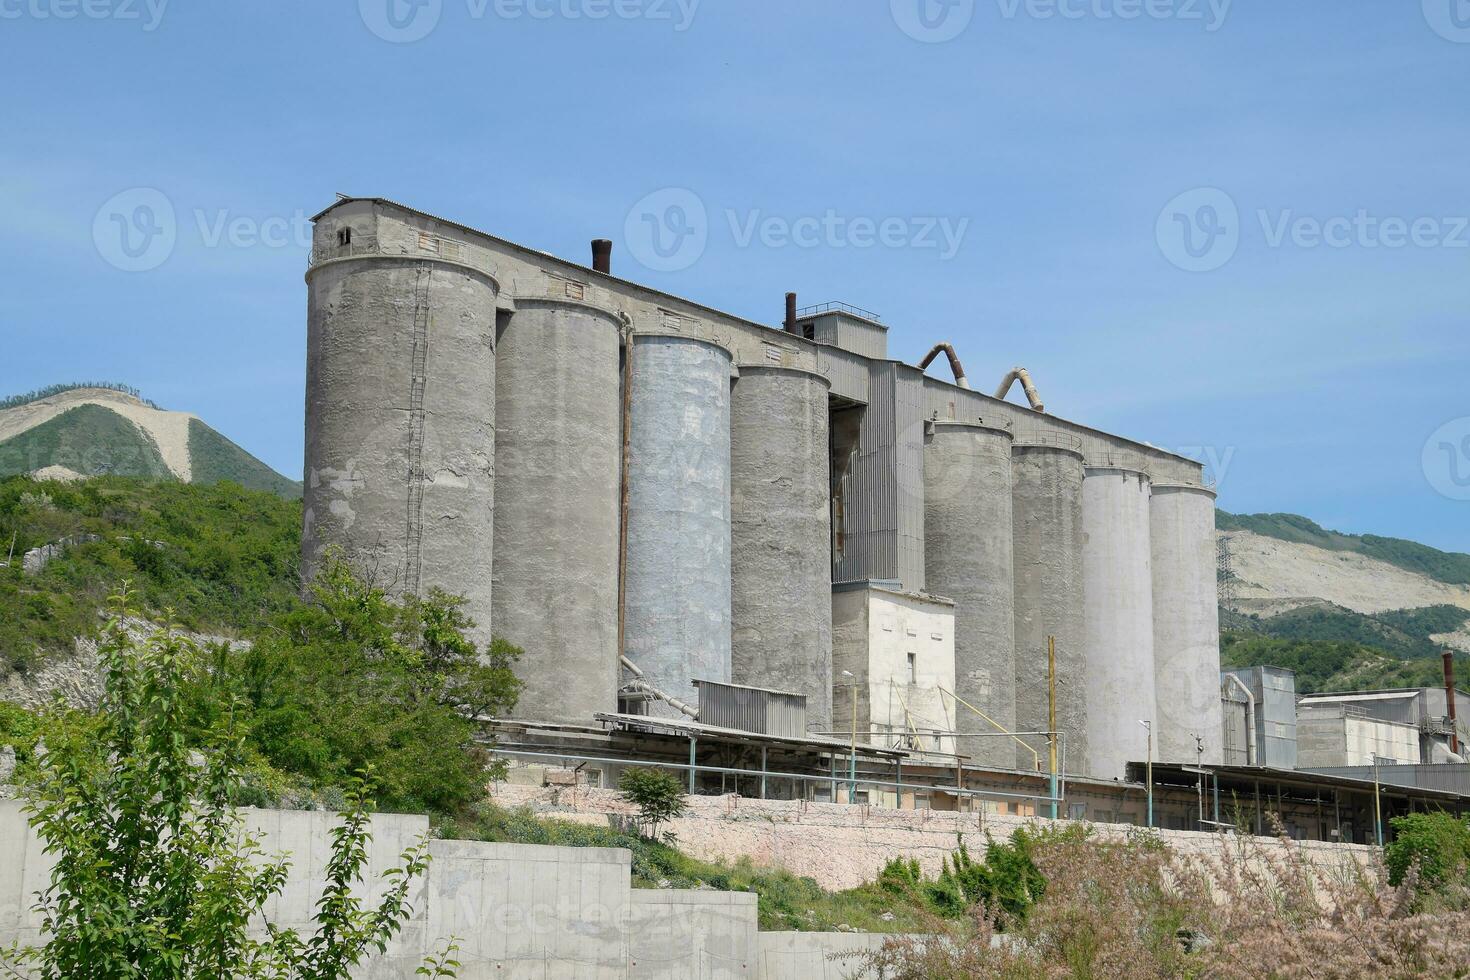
1219,632,1461,694
856,824,1470,979
1218,509,1470,586
2,595,456,979
0,477,302,673
0,382,159,411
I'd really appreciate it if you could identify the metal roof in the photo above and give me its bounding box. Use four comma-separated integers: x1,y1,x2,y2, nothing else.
593,712,907,759
1133,762,1470,803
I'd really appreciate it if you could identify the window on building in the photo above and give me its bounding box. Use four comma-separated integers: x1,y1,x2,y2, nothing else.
1068,803,1087,820
337,227,352,247
907,652,917,684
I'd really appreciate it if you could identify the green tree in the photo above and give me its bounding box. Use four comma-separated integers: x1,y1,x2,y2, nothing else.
189,557,522,815
2,590,458,979
618,767,689,840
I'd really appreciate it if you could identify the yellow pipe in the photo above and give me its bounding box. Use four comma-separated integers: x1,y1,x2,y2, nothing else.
941,686,1041,772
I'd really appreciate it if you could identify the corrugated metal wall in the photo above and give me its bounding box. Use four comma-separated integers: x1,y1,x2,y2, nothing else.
695,680,808,739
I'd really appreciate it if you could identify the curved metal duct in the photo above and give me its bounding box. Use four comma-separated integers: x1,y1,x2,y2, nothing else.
996,366,1045,413
918,343,969,389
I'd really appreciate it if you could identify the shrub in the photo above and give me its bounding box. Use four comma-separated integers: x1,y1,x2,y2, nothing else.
618,767,689,839
1385,811,1470,890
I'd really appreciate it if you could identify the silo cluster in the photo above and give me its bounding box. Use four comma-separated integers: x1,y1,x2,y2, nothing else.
303,198,1225,782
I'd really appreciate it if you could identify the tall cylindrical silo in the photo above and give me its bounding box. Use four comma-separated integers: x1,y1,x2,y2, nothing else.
730,365,833,732
493,297,623,724
924,421,1015,769
1151,484,1223,764
624,333,733,716
1082,466,1157,780
303,255,497,644
1011,443,1087,775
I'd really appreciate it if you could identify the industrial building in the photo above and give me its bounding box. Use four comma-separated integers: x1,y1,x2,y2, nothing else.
302,195,1227,792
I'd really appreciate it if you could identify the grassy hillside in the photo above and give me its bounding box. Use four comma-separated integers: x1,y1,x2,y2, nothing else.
0,382,159,411
0,405,172,480
1217,510,1470,586
187,418,301,498
0,475,301,673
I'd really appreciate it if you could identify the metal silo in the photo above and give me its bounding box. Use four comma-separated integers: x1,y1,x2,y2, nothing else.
493,297,623,724
1082,465,1157,780
729,365,833,732
303,255,498,644
924,421,1016,769
1011,441,1087,775
623,333,733,716
1151,484,1224,764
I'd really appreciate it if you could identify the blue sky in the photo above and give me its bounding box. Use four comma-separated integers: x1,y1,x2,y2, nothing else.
2,0,1467,551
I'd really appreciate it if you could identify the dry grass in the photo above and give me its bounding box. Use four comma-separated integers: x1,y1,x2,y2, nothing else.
852,825,1470,979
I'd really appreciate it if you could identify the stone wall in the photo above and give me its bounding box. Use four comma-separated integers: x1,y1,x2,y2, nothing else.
490,783,1378,893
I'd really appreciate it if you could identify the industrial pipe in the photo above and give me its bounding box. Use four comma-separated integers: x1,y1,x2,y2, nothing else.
918,343,970,389
1223,673,1257,766
1444,650,1460,754
591,239,612,275
995,367,1045,413
619,656,698,719
784,292,799,334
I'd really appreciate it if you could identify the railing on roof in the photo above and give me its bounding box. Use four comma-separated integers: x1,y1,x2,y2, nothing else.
794,301,883,323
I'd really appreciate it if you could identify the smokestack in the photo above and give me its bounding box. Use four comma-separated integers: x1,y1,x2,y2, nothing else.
1445,651,1460,754
785,292,798,334
591,239,612,275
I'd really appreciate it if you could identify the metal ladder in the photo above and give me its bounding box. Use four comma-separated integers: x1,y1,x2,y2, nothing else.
404,262,431,596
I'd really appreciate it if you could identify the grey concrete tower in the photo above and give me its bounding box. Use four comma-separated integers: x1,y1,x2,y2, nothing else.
493,297,623,724
1082,466,1157,780
624,333,734,715
303,253,498,644
923,421,1016,768
1151,484,1224,764
1011,443,1087,775
729,365,833,731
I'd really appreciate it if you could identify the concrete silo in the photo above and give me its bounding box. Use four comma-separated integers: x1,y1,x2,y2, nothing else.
1082,466,1157,780
303,255,498,644
623,334,733,716
1151,484,1223,764
924,421,1015,769
493,297,623,724
729,365,833,731
1011,442,1087,775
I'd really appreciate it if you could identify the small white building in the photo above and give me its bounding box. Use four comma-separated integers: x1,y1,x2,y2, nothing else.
1296,688,1469,769
831,580,957,757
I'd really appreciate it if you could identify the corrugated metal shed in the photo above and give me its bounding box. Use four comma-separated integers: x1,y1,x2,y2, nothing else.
694,679,808,739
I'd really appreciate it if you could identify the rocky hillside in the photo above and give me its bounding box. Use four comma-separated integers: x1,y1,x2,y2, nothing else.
1218,511,1470,692
0,385,299,498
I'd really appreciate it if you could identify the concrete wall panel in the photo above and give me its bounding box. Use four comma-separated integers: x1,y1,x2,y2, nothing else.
624,335,733,714
303,257,497,643
730,366,833,731
1150,485,1223,764
924,422,1015,767
1082,467,1157,780
494,298,623,724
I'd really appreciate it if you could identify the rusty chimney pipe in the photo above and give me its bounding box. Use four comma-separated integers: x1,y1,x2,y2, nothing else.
1444,651,1460,754
591,239,613,275
785,292,798,334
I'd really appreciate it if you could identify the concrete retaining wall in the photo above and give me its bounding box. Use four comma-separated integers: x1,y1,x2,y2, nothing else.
0,801,887,980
